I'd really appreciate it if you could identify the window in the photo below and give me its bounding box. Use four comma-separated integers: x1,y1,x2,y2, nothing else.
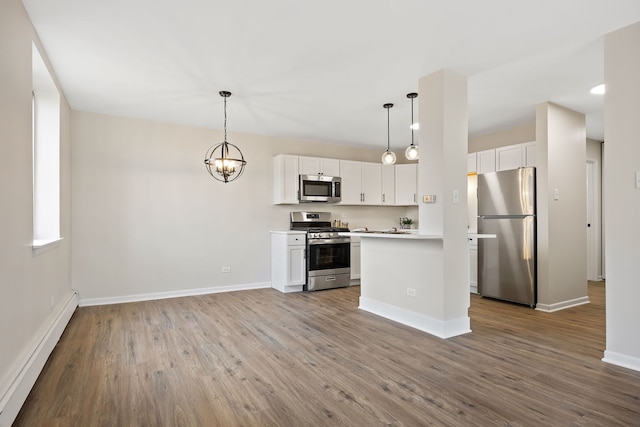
32,43,61,250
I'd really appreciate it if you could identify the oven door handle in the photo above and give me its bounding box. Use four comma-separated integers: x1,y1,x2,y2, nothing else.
308,238,351,245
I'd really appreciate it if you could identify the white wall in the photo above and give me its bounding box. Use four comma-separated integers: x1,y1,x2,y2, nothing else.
71,111,413,303
0,0,74,422
536,102,588,310
468,122,535,153
603,21,640,371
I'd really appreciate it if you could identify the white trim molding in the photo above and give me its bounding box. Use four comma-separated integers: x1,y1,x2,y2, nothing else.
602,350,640,373
359,296,471,339
79,282,272,307
535,296,590,312
0,290,78,427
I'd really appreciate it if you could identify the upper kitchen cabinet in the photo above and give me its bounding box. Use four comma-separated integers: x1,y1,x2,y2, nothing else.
472,142,536,175
381,165,395,205
496,144,524,171
298,156,340,176
523,141,536,167
496,141,536,171
467,153,477,173
477,149,497,174
340,160,382,205
273,154,299,204
395,163,418,206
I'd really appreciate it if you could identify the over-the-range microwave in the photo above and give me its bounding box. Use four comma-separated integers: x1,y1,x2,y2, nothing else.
298,174,341,203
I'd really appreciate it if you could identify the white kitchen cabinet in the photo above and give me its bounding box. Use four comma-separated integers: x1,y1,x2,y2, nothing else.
271,231,306,293
362,162,382,205
469,236,478,294
350,237,361,283
339,160,382,205
467,153,477,173
496,144,524,171
298,156,340,176
523,141,536,166
477,149,496,174
381,165,395,205
273,154,299,204
395,163,418,205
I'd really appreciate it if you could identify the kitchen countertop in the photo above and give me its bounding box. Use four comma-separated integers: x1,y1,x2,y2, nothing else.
340,231,496,240
339,231,443,240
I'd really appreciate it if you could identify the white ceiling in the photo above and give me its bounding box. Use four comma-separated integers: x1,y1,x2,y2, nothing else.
22,0,640,151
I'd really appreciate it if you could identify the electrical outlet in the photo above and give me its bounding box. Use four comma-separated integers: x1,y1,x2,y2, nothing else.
452,189,460,204
221,267,231,273
406,288,416,297
423,195,436,204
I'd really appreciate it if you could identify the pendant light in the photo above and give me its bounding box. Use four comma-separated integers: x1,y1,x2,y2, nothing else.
204,91,247,183
381,103,396,165
405,92,419,160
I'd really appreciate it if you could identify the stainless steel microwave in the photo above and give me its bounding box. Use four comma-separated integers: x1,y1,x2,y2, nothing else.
298,174,341,203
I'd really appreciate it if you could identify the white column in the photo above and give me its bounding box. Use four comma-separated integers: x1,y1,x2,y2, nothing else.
417,69,470,327
603,21,640,372
535,102,588,311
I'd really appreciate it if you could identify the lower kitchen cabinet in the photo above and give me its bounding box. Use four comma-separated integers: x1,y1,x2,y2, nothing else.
271,231,306,293
469,236,478,294
350,237,361,284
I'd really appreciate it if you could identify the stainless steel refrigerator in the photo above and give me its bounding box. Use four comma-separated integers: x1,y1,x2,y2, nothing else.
477,167,536,307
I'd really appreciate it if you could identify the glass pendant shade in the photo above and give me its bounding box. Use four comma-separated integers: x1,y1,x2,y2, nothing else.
204,91,246,183
382,150,397,165
405,92,419,160
405,144,419,160
381,103,396,165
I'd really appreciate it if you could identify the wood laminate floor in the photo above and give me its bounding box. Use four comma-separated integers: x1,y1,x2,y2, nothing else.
13,282,640,426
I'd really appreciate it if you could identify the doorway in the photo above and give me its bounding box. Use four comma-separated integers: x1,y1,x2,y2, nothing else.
586,159,601,281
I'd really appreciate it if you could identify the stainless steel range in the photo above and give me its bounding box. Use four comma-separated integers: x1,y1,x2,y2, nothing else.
290,211,351,291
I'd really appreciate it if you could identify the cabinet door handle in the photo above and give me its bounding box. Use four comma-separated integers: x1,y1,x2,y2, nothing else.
382,194,385,203
413,193,416,203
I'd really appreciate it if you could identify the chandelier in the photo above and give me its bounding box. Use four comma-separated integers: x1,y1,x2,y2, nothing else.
204,91,247,183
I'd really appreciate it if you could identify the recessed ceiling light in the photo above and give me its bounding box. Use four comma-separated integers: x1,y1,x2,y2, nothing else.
590,84,605,95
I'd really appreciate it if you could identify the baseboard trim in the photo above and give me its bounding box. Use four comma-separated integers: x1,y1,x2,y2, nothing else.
602,350,640,373
359,296,471,339
78,282,272,307
535,295,590,312
0,290,78,427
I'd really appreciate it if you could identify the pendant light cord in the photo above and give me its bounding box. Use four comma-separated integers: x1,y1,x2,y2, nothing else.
223,95,228,143
387,106,391,151
410,96,415,146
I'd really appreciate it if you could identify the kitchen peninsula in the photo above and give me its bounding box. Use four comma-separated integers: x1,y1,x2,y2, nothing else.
341,231,494,339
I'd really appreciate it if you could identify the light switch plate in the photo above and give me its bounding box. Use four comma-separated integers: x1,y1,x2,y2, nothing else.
553,188,560,201
452,190,460,204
